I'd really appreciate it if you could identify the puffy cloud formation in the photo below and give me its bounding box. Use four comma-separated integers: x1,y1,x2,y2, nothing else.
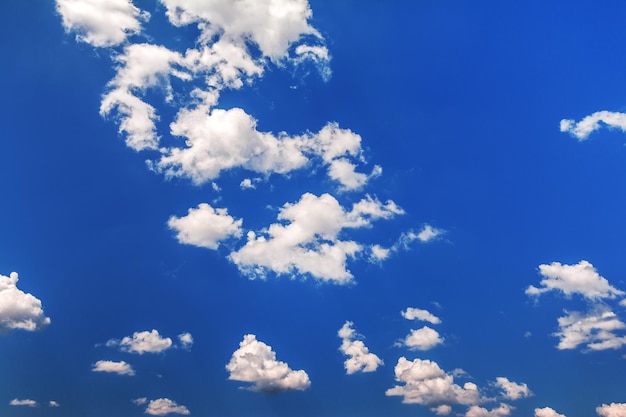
168,203,243,250
494,377,532,400
560,111,626,140
144,398,190,416
597,403,626,417
178,332,193,350
526,261,624,300
56,0,148,47
535,407,567,417
230,193,403,283
465,404,513,417
226,334,311,393
385,357,481,413
402,307,442,325
338,321,383,374
402,326,444,351
107,329,173,354
10,399,37,407
92,360,135,376
0,272,50,333
554,309,626,351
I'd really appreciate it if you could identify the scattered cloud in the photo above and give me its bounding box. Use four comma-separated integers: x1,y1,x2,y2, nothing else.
465,404,514,417
178,332,193,350
143,398,190,416
526,261,624,300
106,329,173,354
554,309,626,351
535,407,567,417
401,326,444,351
92,360,135,376
10,399,38,407
168,203,243,250
402,307,442,325
560,111,626,140
0,272,50,333
229,193,403,283
133,398,148,405
494,377,532,400
226,334,310,393
597,403,626,417
49,401,60,407
337,321,383,374
55,0,148,47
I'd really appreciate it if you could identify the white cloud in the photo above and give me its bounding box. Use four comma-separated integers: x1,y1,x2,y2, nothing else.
386,357,481,413
133,398,148,405
417,225,444,242
168,203,243,250
560,111,626,140
178,332,193,350
526,260,624,300
226,334,310,393
535,407,567,417
554,309,626,351
49,401,60,407
337,321,383,374
10,399,37,407
107,329,173,354
597,403,626,417
494,377,532,400
369,244,391,262
402,307,442,325
402,326,444,351
229,193,403,283
465,404,513,417
56,0,148,47
92,360,135,376
144,398,190,416
0,272,50,333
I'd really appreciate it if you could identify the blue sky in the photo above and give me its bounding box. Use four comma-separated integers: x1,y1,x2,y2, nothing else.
2,1,626,416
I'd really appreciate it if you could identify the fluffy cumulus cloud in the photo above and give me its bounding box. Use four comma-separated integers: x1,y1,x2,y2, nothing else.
338,321,383,374
494,377,532,400
0,272,50,333
554,309,626,351
229,193,403,283
10,399,38,407
56,0,148,47
535,407,567,417
92,360,135,376
402,326,444,351
226,334,311,393
465,404,513,417
168,203,243,250
178,332,193,350
144,398,190,416
526,260,624,300
385,357,481,414
402,307,442,324
597,403,626,417
107,329,173,354
560,111,626,140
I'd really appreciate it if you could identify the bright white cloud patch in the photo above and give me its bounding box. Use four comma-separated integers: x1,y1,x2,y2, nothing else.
385,357,481,413
402,307,442,324
526,260,624,300
178,332,193,350
229,193,403,283
402,326,444,351
56,0,148,47
535,407,567,417
337,321,383,374
560,111,626,140
168,203,243,250
107,329,173,354
10,399,37,407
597,403,626,417
92,360,135,376
226,334,311,393
465,404,513,417
48,401,60,407
0,272,50,333
554,309,626,351
144,398,190,416
494,377,532,400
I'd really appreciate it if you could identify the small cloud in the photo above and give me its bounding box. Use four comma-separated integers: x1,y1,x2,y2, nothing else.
465,404,513,417
338,321,383,374
226,334,310,393
0,272,51,333
178,332,193,350
48,401,60,407
133,397,148,405
494,377,532,400
92,360,135,376
369,244,391,262
401,307,442,324
535,407,567,417
10,399,37,407
143,398,190,416
596,403,626,417
400,326,444,351
168,203,243,250
560,111,626,140
106,329,173,354
554,309,626,351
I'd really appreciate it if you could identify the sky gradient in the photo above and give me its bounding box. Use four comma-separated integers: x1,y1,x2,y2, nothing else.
2,1,626,416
